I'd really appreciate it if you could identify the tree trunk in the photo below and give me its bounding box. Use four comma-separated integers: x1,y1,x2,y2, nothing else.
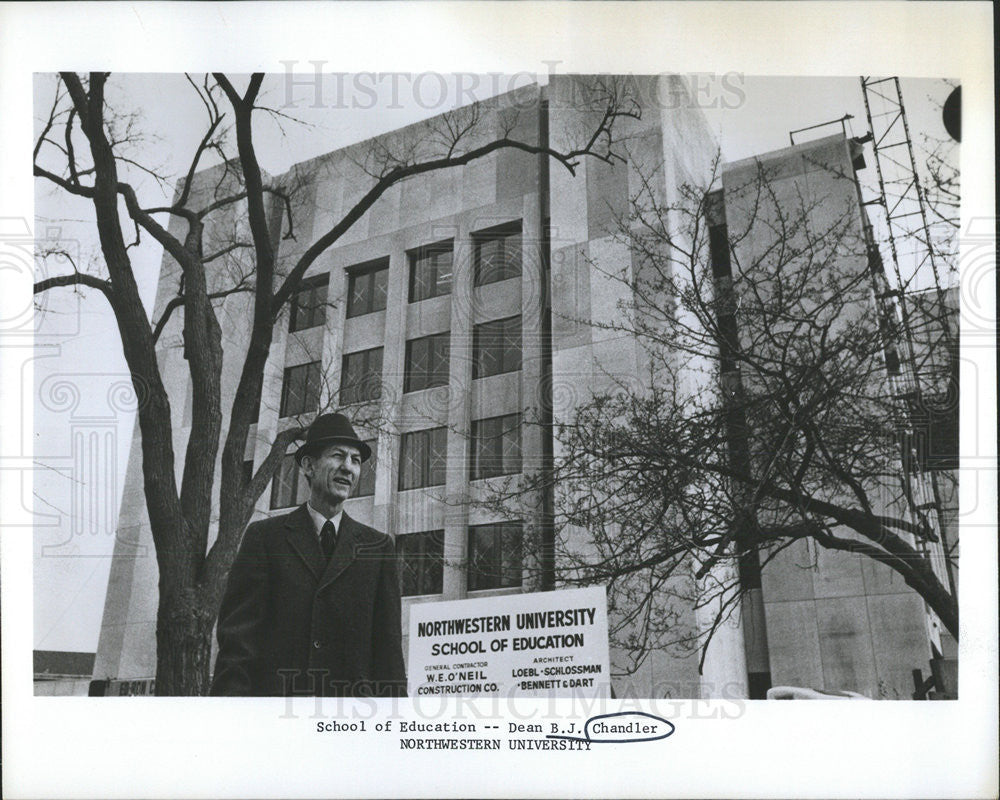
154,588,216,696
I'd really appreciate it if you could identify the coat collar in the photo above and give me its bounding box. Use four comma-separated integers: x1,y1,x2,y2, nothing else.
283,503,360,588
317,513,360,592
283,504,323,580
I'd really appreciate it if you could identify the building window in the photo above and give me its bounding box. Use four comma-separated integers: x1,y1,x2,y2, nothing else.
270,453,309,509
404,332,450,393
280,361,322,418
409,240,453,302
397,530,445,596
472,316,521,379
347,258,389,318
399,427,447,490
473,222,522,286
470,414,521,480
289,273,329,332
355,439,378,497
468,521,522,591
339,347,383,405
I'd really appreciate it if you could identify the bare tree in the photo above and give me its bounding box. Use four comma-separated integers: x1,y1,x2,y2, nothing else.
33,72,640,694
484,147,958,676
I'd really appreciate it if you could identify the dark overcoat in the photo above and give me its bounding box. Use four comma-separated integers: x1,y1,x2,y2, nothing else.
210,505,407,697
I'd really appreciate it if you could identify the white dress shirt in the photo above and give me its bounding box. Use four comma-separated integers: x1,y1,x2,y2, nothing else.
306,502,343,543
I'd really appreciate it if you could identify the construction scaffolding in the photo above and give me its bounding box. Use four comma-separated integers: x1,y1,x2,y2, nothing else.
859,76,960,651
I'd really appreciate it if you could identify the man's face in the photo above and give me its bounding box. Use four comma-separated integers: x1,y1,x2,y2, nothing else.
302,442,362,509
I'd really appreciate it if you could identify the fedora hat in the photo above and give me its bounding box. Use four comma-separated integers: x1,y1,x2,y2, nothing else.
295,413,372,463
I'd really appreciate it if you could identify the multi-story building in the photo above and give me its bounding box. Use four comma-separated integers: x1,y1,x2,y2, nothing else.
711,133,958,699
89,76,956,699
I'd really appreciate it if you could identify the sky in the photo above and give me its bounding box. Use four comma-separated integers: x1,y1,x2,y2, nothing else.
31,73,957,654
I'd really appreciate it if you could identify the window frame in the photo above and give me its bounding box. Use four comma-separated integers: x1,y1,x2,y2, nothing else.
355,439,378,497
472,221,523,287
467,521,523,591
403,331,450,394
398,426,448,491
397,529,445,597
408,239,454,303
472,315,522,379
346,257,390,318
470,413,522,480
279,361,322,418
269,452,309,509
339,346,384,405
288,273,330,333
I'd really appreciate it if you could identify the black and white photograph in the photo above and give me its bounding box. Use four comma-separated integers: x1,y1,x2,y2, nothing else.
2,2,996,798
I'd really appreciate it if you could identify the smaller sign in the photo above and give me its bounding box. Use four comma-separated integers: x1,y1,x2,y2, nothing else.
407,586,610,698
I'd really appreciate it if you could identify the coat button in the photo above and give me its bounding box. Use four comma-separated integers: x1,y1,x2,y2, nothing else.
313,640,322,649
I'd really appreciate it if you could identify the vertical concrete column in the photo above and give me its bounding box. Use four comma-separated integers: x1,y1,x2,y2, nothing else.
372,233,409,537
251,248,297,513
322,259,349,412
696,562,750,699
442,216,473,599
520,191,550,592
92,417,156,683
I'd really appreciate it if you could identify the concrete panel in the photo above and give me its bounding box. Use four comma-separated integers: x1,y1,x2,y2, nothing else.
394,489,447,534
657,75,719,190
398,387,451,430
549,160,590,246
697,561,749,699
466,480,522,526
626,130,667,207
761,537,816,602
815,595,878,696
550,244,592,351
367,182,402,238
648,647,703,700
610,642,656,699
462,155,498,209
119,619,158,680
343,495,375,527
341,309,387,354
587,158,629,240
405,295,452,339
497,148,539,201
305,160,343,244
591,336,641,387
550,344,594,423
470,372,522,420
283,326,325,368
866,593,932,699
587,236,633,343
334,175,373,247
399,178,433,231
425,168,463,221
472,277,521,324
811,543,866,600
763,600,824,689
860,552,913,596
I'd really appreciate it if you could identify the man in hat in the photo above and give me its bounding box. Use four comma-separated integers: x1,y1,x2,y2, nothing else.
210,413,407,696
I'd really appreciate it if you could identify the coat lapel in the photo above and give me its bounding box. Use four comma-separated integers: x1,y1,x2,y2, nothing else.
317,512,360,592
283,504,325,581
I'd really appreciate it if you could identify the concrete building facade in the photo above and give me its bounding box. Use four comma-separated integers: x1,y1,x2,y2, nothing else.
712,134,957,699
88,76,954,699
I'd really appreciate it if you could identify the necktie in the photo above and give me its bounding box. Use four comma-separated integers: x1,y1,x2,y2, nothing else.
320,520,337,559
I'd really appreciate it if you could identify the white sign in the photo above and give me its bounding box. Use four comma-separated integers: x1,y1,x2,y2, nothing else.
407,586,611,698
